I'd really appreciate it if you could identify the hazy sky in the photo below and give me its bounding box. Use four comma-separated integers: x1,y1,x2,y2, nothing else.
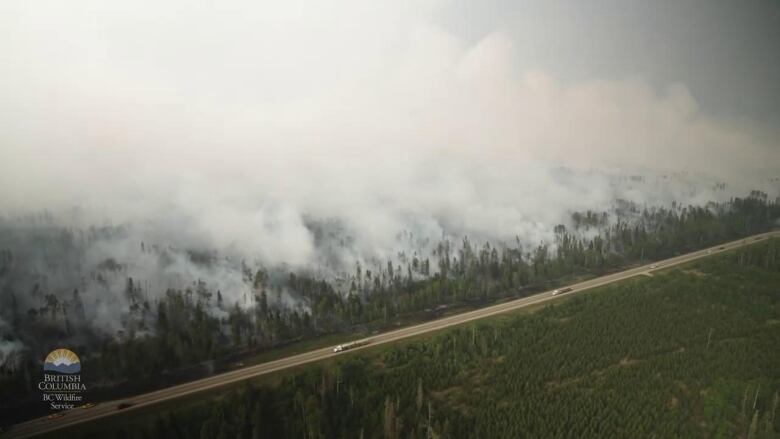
0,0,778,257
440,0,780,130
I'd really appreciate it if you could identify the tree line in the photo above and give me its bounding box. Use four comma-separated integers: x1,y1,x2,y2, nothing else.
66,237,780,438
0,192,778,419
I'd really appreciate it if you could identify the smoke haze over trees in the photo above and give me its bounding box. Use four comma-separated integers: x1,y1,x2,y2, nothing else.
1,1,780,426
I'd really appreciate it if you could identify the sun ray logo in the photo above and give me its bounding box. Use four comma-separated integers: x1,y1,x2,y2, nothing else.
43,349,81,374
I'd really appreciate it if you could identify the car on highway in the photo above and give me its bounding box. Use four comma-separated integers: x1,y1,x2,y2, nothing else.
707,249,713,254
116,402,134,410
718,246,725,250
552,287,572,296
81,403,97,409
649,264,657,269
333,340,371,353
46,412,66,420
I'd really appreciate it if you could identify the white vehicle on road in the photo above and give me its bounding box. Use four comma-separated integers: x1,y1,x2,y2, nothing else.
552,287,573,296
333,340,370,353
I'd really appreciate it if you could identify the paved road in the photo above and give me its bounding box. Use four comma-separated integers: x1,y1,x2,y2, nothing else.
5,231,778,438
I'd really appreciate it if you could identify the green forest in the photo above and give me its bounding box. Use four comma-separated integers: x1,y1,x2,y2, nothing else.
60,237,780,438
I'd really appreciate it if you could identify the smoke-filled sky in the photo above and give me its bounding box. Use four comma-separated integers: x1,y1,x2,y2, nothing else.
441,0,780,129
1,1,780,365
1,0,778,266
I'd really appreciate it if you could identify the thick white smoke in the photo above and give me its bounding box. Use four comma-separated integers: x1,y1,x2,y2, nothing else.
0,0,777,327
0,316,25,370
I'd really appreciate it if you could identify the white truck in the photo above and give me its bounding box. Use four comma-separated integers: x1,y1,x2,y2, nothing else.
552,287,573,296
333,340,370,353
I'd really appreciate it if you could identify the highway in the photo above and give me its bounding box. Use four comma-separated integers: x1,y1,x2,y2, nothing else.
5,230,778,438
